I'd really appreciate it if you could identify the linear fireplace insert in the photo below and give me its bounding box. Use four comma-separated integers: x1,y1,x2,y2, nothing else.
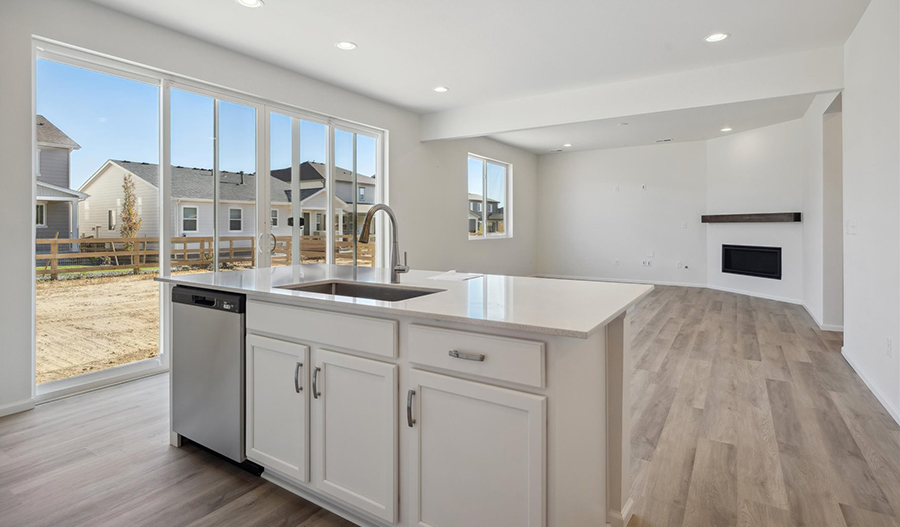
722,245,782,280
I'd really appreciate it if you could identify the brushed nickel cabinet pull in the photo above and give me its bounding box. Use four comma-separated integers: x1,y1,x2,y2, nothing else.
294,362,303,393
407,390,416,427
313,367,321,399
448,349,485,362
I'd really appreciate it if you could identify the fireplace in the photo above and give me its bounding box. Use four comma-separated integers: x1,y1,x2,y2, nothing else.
722,245,782,280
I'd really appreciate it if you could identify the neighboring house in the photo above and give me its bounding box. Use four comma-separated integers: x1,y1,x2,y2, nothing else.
467,193,504,234
35,115,89,246
78,160,376,244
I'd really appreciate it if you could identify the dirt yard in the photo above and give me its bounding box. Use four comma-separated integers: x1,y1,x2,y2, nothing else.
36,273,161,384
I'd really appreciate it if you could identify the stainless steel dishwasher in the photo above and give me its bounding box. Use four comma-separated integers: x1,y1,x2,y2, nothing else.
172,286,247,463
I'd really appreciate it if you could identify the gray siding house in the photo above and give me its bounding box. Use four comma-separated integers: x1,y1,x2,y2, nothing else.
78,160,376,242
35,115,89,246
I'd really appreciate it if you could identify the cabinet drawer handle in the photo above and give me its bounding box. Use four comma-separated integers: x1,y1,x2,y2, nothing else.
313,367,321,399
407,389,416,427
448,349,485,362
294,362,303,393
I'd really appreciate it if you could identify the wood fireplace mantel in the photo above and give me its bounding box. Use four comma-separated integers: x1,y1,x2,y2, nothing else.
701,212,801,224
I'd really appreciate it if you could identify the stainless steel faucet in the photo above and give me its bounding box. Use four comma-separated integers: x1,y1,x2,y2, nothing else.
359,204,409,283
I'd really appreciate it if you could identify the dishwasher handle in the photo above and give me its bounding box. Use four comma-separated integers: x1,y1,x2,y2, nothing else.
191,295,216,307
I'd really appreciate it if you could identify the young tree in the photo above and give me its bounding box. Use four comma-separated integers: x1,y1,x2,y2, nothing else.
120,174,142,256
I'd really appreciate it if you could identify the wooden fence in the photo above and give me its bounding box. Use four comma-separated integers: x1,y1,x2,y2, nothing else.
36,235,375,279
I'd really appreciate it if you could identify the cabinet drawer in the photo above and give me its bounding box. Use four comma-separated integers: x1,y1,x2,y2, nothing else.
248,301,398,358
408,325,545,388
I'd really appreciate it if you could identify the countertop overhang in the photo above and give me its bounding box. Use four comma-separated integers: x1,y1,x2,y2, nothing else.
156,265,653,339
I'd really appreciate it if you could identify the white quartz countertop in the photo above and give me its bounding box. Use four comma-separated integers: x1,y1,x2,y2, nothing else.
156,265,653,339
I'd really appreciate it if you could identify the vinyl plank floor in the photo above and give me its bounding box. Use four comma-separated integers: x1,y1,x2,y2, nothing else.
1,286,898,527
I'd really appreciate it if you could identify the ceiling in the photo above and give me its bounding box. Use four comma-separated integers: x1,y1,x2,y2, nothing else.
88,0,868,114
488,94,818,154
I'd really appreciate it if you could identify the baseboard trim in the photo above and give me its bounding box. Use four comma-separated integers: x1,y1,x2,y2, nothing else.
705,284,803,305
608,497,635,527
842,347,900,426
535,274,703,289
801,303,844,333
0,398,36,418
535,273,806,306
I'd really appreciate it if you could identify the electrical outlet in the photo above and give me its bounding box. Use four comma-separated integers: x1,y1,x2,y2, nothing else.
641,260,647,267
681,221,688,229
676,261,683,268
647,259,652,267
888,338,893,358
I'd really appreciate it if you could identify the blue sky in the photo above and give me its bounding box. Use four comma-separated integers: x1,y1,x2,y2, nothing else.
37,59,376,190
467,156,507,208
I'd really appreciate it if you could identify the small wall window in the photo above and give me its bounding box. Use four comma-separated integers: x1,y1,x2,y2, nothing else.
358,187,365,201
467,154,512,239
229,208,243,232
36,203,47,227
108,209,116,231
182,206,198,233
271,208,279,227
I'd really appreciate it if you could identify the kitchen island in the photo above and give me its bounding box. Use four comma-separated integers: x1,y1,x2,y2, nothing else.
158,265,652,527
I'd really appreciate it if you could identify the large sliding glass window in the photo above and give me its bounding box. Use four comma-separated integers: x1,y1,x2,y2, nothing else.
169,88,260,272
334,127,380,267
216,100,257,271
34,57,160,385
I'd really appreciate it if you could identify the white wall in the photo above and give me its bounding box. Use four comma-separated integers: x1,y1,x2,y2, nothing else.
0,0,537,413
800,92,843,326
822,109,844,329
411,137,538,277
706,120,806,303
535,142,708,285
841,0,900,422
535,117,826,306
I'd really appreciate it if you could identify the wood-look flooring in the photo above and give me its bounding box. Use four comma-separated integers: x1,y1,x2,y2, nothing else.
628,286,900,527
0,286,897,527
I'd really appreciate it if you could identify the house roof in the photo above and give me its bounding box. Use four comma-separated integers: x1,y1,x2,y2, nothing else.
36,115,81,150
37,181,89,200
468,193,500,203
272,161,376,186
107,160,359,206
110,160,292,204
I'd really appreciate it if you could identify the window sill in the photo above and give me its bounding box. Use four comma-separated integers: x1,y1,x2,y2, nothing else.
467,234,513,241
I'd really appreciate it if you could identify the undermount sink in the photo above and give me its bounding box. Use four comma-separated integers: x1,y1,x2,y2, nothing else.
277,280,444,302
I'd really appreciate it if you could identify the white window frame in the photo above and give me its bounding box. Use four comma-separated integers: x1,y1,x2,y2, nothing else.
228,207,243,232
36,202,47,227
271,208,279,227
467,153,513,240
31,37,388,402
181,205,198,233
358,186,365,201
107,209,116,231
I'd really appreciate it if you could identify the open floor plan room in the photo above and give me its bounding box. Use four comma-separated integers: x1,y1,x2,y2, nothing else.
1,1,898,526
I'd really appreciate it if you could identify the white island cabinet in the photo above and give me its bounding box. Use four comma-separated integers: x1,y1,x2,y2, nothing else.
160,265,652,527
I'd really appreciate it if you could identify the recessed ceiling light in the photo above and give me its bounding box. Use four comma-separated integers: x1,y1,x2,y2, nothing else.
236,0,264,7
335,41,357,51
720,127,733,132
563,143,572,148
433,86,449,93
705,32,729,43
